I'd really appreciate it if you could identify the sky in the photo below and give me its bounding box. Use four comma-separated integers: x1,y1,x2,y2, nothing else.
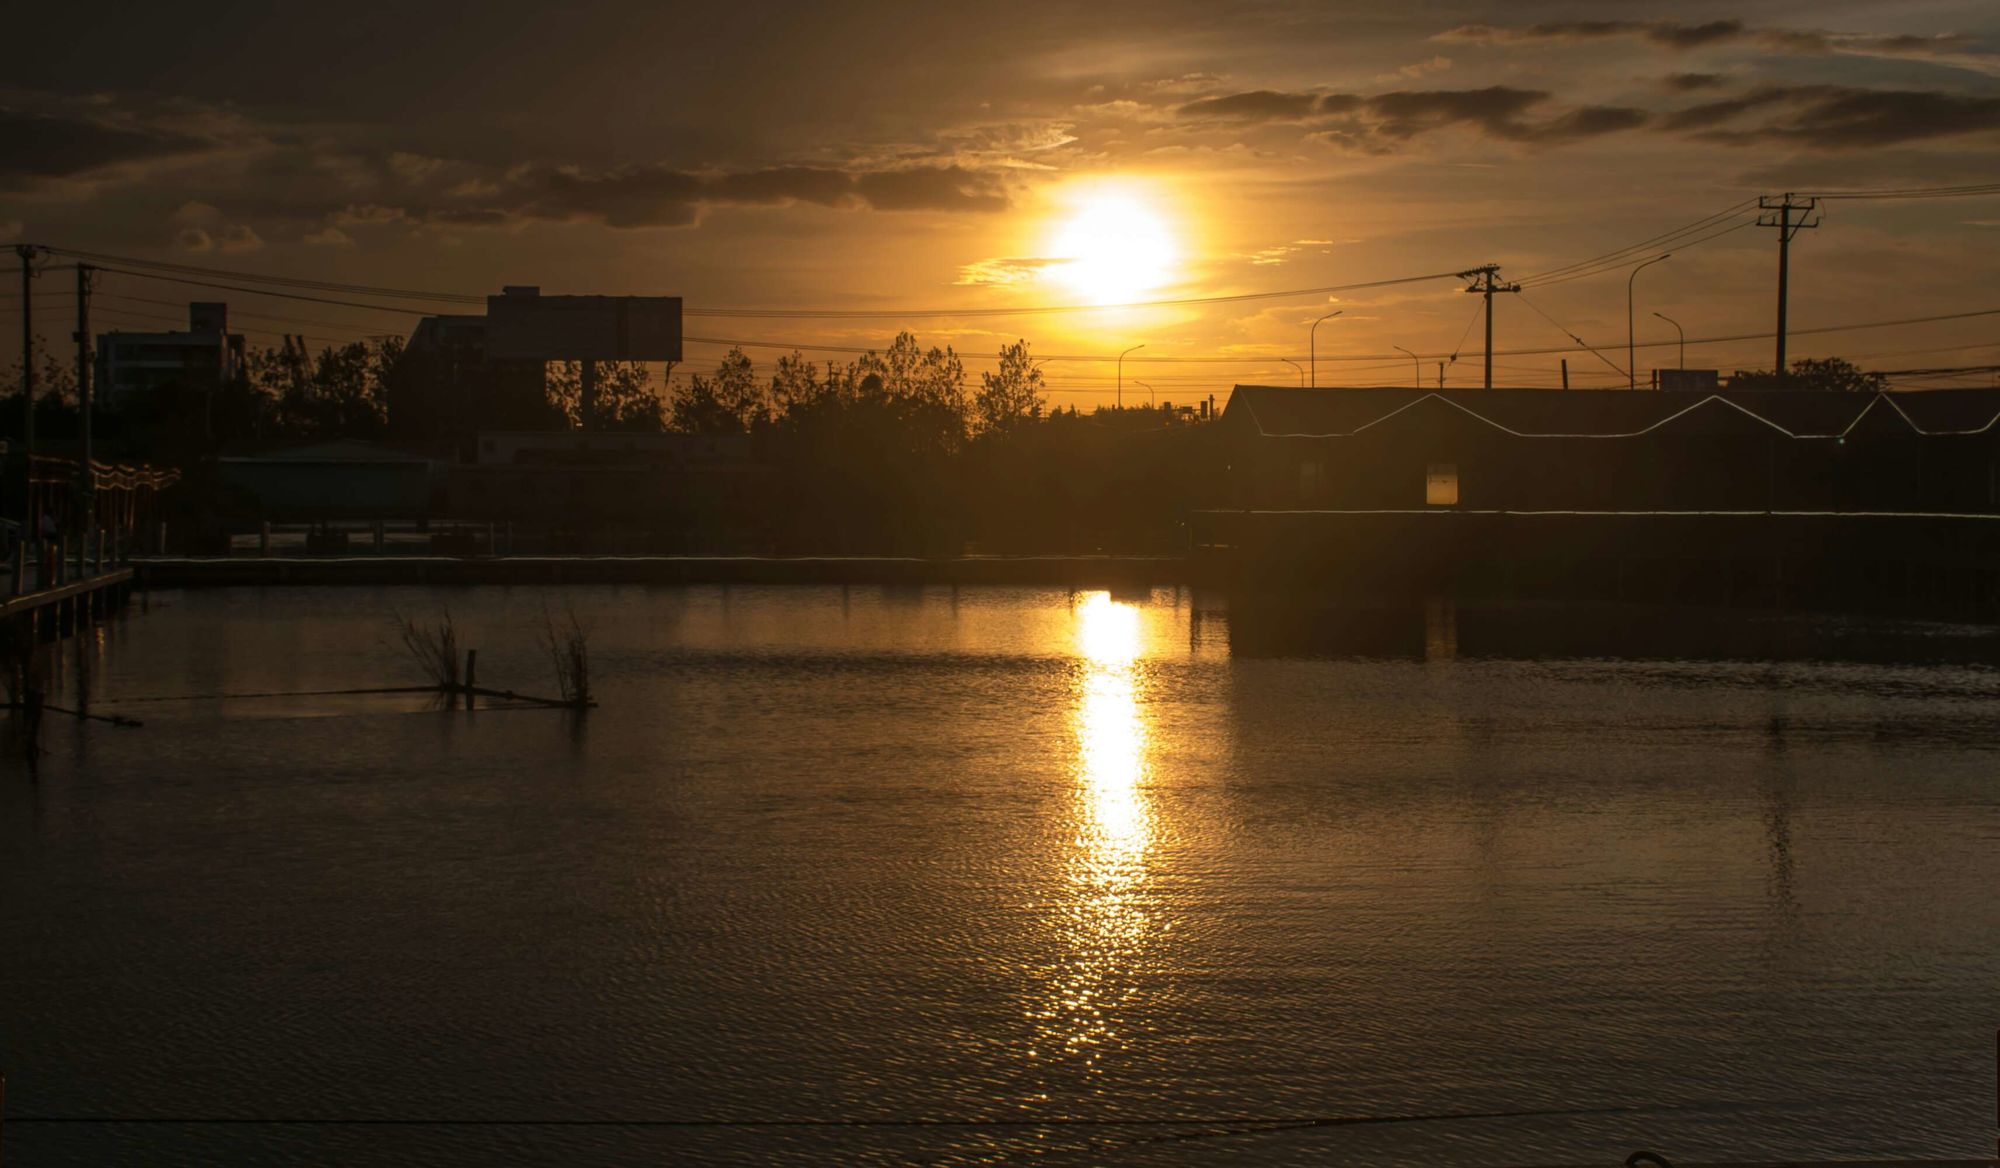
5,0,2000,404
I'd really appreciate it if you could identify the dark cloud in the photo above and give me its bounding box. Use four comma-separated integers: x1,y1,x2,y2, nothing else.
1437,19,1990,60
1178,90,1322,121
1685,86,2000,148
1651,21,1746,49
453,161,1008,229
0,108,210,184
852,165,1007,212
1363,86,1549,140
1437,20,1742,49
1173,85,1648,151
1664,73,1728,92
1519,105,1652,141
706,166,854,206
528,164,703,228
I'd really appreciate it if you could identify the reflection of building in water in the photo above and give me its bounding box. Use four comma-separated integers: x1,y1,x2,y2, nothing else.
1033,592,1156,1068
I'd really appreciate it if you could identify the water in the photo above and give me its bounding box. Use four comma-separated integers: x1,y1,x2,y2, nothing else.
3,586,1997,1166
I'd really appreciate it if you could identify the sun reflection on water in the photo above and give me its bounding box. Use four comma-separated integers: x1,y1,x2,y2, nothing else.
1032,591,1158,1070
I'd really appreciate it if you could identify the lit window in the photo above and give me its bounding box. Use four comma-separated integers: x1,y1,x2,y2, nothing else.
1425,463,1459,506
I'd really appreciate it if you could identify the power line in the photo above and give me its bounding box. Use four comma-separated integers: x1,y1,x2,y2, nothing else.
1521,218,1758,290
686,272,1460,318
52,245,1463,320
1803,182,2000,201
1515,293,1626,377
1515,199,1758,286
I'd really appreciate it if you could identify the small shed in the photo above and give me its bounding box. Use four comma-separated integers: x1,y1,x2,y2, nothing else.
219,440,441,520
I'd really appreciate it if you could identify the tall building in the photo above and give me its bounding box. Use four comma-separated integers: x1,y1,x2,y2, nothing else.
387,312,556,456
96,302,245,402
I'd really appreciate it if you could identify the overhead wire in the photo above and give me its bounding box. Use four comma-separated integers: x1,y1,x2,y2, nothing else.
1514,198,1758,286
51,245,1463,320
1515,293,1628,376
1521,218,1759,290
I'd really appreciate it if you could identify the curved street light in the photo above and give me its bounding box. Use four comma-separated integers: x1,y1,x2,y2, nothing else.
1116,344,1145,409
1134,379,1156,408
1310,310,1343,388
1281,359,1305,387
1628,253,1672,390
1394,345,1419,390
1653,311,1685,371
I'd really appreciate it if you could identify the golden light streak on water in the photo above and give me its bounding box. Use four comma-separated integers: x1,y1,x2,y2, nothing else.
1032,591,1158,1071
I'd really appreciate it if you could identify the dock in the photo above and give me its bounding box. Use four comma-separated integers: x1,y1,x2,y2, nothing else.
132,554,1188,589
3,547,141,640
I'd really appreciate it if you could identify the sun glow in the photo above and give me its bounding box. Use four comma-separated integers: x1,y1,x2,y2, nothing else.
1046,187,1180,305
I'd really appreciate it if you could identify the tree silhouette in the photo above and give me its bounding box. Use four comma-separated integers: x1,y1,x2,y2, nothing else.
546,359,666,431
1729,356,1886,393
973,340,1045,436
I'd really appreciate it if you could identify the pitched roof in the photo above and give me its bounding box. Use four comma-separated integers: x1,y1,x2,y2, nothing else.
1224,386,2000,440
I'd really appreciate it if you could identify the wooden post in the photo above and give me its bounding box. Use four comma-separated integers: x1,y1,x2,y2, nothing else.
463,649,477,710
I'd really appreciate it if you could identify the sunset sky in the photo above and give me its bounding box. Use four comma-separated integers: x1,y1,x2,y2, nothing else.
6,0,2000,404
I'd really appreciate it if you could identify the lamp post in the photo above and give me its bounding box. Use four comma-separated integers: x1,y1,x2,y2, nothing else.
1309,310,1343,388
1116,344,1145,409
1627,253,1671,390
1134,379,1156,408
1281,359,1304,387
1394,346,1419,390
1652,311,1685,370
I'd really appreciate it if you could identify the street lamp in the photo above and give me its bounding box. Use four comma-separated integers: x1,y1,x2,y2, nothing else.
1309,310,1343,388
1394,345,1420,390
1116,344,1145,409
1627,253,1671,390
1652,311,1685,370
1281,359,1304,387
1134,379,1156,408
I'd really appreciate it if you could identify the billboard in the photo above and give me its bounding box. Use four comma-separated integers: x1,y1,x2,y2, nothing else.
484,287,683,362
1657,368,1720,392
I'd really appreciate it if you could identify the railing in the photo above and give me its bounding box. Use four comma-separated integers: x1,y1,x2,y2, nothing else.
3,529,130,601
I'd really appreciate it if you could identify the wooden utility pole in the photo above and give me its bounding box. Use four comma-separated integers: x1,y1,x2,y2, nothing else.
16,244,36,533
1758,194,1819,377
74,265,93,539
1460,265,1519,389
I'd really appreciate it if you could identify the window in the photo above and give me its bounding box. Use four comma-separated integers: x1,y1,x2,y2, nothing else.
1425,463,1459,506
1297,459,1323,501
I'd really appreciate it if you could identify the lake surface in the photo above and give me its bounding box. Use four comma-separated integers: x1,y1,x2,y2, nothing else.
3,585,1997,1166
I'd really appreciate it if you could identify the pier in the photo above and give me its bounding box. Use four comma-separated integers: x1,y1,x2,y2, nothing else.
2,543,140,640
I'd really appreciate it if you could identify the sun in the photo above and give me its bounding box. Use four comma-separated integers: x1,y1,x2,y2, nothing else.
1046,187,1180,305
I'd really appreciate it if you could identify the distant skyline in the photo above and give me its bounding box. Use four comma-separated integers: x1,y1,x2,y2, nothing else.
7,0,2000,403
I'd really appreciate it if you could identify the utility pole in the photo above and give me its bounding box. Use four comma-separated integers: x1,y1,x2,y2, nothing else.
1460,265,1519,389
16,244,37,534
74,264,93,545
1757,193,1819,378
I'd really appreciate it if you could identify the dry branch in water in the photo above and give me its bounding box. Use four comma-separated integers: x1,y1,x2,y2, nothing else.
394,609,460,689
539,603,590,707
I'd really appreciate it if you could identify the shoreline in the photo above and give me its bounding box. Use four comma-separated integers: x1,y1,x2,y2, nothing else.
132,554,1191,589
